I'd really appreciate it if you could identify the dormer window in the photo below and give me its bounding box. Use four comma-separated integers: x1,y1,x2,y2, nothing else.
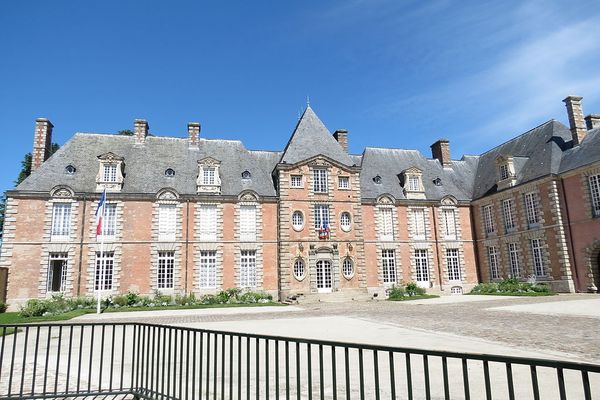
373,175,382,184
241,170,251,180
408,176,421,192
500,164,509,180
496,155,516,189
401,167,425,199
96,152,125,192
197,157,221,194
103,164,118,182
165,168,175,177
65,165,76,175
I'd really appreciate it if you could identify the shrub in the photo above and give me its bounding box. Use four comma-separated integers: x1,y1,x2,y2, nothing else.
0,301,8,313
387,283,428,300
469,278,553,295
387,285,405,300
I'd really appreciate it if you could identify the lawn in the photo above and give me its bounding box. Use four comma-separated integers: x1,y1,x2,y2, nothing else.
388,294,440,301
103,301,285,313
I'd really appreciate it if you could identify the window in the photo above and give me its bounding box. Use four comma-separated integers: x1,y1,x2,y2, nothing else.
51,203,72,240
500,164,509,180
199,205,217,241
99,203,117,237
379,208,394,241
314,204,330,229
203,167,216,185
487,246,499,280
65,165,76,175
293,258,305,280
158,204,177,241
313,169,328,193
408,176,421,191
483,205,495,235
240,205,257,241
442,209,457,239
239,250,257,288
342,258,354,279
340,212,352,232
165,168,175,177
291,175,303,188
47,253,68,292
531,239,545,277
502,199,516,232
338,176,350,189
373,175,382,184
508,243,521,277
241,170,251,180
589,174,600,217
199,250,217,288
103,164,118,182
414,249,429,283
292,211,304,231
524,192,539,227
447,248,461,281
157,251,175,289
412,209,426,239
382,249,396,284
95,251,114,291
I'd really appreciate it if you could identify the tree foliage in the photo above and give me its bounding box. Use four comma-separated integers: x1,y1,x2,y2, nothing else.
14,143,60,186
117,129,134,136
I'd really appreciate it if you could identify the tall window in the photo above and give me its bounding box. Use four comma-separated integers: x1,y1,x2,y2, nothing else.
502,199,516,232
199,205,217,241
442,209,456,239
483,205,495,235
157,251,175,289
381,249,396,284
313,168,328,193
447,248,461,281
589,174,600,217
239,250,257,288
531,239,545,276
203,167,216,185
47,253,68,292
487,246,499,280
379,208,394,241
412,209,426,239
524,192,539,227
51,203,72,240
414,249,429,283
95,251,114,291
508,243,521,277
500,164,509,180
100,203,117,237
158,204,177,241
103,164,118,182
338,176,350,189
314,204,330,229
290,175,303,188
408,176,421,191
240,205,257,241
199,250,217,288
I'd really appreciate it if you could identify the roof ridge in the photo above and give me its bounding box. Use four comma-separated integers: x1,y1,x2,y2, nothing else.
477,119,560,157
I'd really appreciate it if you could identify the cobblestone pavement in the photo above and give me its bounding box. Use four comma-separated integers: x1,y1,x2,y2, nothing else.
86,294,600,363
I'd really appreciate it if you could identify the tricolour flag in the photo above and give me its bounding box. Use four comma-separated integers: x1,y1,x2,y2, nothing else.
95,190,107,236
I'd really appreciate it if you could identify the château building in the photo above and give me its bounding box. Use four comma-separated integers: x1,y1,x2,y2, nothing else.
1,95,599,306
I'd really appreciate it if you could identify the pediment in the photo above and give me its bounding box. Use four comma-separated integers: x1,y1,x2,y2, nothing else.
198,157,221,166
97,152,124,162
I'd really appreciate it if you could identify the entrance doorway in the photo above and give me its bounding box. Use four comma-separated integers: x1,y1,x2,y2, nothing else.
316,260,332,293
47,253,68,293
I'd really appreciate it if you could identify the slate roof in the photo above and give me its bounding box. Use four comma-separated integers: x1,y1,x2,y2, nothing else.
279,106,354,166
559,127,600,173
17,134,280,197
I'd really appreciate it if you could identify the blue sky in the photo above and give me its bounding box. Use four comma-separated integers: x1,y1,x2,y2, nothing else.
1,1,599,194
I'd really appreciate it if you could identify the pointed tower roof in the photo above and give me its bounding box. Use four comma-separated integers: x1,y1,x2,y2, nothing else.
279,106,354,166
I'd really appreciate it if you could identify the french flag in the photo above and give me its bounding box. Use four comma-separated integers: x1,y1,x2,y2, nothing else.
95,190,106,236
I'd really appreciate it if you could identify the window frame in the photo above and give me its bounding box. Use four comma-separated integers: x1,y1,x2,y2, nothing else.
340,212,352,232
499,164,509,180
502,199,516,232
290,175,303,188
414,249,430,283
47,252,68,293
447,248,462,281
531,239,545,277
314,204,330,230
157,251,175,290
442,208,457,240
408,175,421,192
158,204,177,242
239,205,257,242
293,258,306,281
342,257,354,279
379,207,394,241
103,163,118,182
483,204,495,235
239,250,257,288
51,202,72,241
98,203,117,239
338,176,350,190
198,204,218,242
291,211,304,231
487,246,499,280
412,208,426,240
381,249,396,284
524,192,540,227
95,251,114,291
589,174,600,217
199,250,217,288
508,242,521,278
313,168,328,193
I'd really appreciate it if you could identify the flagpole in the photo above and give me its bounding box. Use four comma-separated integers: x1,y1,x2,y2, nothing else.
96,191,106,314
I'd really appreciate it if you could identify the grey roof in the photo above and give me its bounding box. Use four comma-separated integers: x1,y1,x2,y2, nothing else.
18,134,280,197
559,128,600,173
279,106,354,166
472,120,572,199
359,147,478,201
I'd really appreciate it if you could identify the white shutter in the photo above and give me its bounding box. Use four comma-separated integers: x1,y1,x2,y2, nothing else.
158,204,177,241
240,205,257,241
199,205,217,241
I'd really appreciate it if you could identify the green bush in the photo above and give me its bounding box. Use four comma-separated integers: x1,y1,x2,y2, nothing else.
0,301,7,313
470,278,553,295
387,283,428,300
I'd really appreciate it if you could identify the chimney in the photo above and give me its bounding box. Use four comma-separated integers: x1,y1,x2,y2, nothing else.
134,119,149,145
333,129,348,153
563,96,587,145
188,122,201,148
31,118,54,172
430,139,451,167
585,114,600,130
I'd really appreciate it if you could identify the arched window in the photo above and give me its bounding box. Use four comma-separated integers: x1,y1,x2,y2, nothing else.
340,212,352,232
342,258,354,279
293,258,306,281
165,168,175,177
292,211,304,231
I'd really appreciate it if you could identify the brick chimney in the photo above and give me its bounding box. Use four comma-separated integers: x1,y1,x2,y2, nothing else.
430,139,451,167
31,118,54,172
134,119,149,145
188,122,201,148
563,96,587,145
333,129,348,153
585,114,600,130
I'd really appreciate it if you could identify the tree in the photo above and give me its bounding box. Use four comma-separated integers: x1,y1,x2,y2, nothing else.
117,129,134,136
14,143,60,186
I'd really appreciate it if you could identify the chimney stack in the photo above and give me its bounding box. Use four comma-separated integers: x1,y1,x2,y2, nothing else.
585,114,600,130
188,122,201,148
31,118,54,172
134,119,149,145
430,139,452,167
563,96,587,145
333,129,349,153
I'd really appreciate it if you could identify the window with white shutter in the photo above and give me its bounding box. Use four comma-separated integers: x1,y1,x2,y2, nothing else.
442,209,457,239
412,209,426,239
199,205,217,241
158,204,177,241
51,203,72,241
240,205,257,241
99,203,117,238
379,208,394,241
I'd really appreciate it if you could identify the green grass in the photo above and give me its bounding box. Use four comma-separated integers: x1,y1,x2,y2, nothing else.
466,291,556,297
388,294,440,301
103,301,285,313
0,309,95,325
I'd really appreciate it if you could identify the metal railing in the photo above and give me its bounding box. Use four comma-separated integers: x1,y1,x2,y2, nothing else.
0,322,599,399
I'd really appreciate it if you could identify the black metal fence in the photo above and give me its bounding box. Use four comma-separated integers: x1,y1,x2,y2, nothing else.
0,322,599,399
